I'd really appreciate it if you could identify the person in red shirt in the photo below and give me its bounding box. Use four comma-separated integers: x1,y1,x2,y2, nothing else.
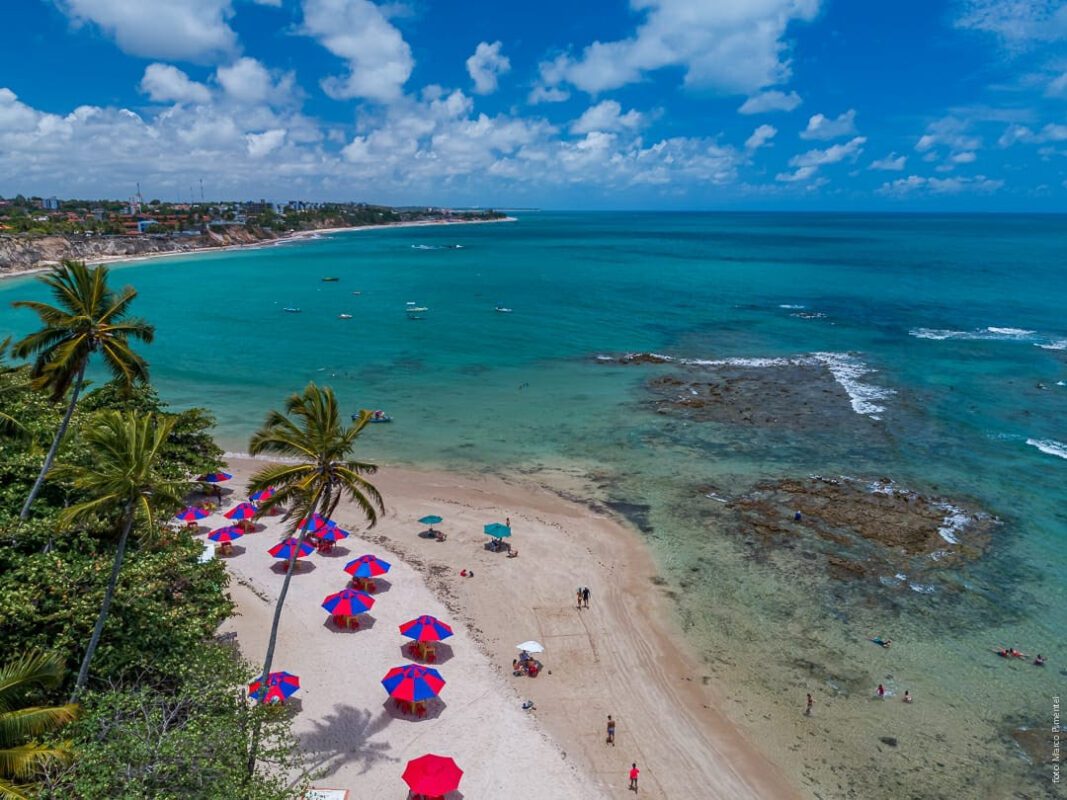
629,763,640,792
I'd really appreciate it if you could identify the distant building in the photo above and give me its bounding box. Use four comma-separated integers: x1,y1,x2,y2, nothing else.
42,196,59,210
136,219,158,233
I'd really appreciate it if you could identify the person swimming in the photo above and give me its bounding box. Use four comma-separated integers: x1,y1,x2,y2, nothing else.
871,636,892,649
1034,654,1046,666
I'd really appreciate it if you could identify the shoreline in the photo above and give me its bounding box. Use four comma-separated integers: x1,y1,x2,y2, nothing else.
0,216,517,282
219,456,801,799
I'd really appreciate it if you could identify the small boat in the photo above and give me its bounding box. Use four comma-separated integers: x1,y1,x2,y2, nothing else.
495,306,513,313
356,410,392,423
406,306,429,313
352,291,361,295
338,313,353,320
321,276,340,282
283,307,302,313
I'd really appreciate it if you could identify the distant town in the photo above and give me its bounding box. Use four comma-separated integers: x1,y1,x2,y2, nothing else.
0,191,505,237
0,192,509,274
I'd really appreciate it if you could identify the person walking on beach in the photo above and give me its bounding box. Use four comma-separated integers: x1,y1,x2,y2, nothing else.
805,693,814,716
629,763,640,792
577,588,583,610
606,715,616,745
582,586,590,608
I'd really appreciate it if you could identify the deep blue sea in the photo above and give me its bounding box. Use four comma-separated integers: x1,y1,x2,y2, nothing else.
2,212,1064,797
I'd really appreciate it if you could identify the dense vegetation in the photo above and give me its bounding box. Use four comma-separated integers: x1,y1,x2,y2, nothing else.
0,267,302,799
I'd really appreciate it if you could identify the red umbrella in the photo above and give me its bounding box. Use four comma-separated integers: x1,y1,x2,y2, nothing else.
224,502,258,521
402,754,463,797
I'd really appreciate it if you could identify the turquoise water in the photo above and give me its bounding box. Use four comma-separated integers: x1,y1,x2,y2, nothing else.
2,213,1065,797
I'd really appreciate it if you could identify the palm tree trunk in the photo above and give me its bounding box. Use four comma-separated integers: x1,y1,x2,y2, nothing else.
20,360,87,520
246,487,325,779
70,501,135,702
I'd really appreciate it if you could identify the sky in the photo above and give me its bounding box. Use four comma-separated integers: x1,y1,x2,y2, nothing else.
1,0,1066,210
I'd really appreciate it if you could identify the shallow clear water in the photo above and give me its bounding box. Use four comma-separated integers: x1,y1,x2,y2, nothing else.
2,212,1064,797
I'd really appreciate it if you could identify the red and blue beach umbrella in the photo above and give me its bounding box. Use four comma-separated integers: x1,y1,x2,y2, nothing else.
322,588,375,616
250,486,276,503
399,615,454,643
248,671,300,701
208,525,244,543
268,538,315,560
381,664,445,702
197,471,232,483
224,502,258,521
344,554,391,578
297,513,334,533
175,506,208,522
316,526,350,543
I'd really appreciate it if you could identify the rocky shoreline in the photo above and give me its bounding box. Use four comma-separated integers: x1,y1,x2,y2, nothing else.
0,226,285,275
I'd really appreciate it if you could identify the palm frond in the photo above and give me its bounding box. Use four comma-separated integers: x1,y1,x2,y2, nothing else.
0,742,74,781
0,654,66,710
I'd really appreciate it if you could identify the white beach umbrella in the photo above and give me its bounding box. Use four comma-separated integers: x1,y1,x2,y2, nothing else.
515,641,544,653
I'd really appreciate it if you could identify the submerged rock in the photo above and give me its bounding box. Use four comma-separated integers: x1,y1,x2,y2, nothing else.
727,476,997,582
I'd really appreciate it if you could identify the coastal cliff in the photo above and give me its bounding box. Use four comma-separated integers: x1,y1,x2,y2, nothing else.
0,227,279,275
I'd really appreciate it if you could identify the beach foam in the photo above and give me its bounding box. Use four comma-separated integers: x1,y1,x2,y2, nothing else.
934,502,971,545
1026,438,1067,460
910,326,1067,349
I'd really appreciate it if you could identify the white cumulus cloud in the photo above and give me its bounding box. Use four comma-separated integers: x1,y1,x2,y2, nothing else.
878,174,1005,196
955,0,1067,51
57,0,238,62
538,0,820,97
140,64,212,105
216,57,294,105
466,41,511,95
800,109,857,140
869,152,906,170
737,89,802,114
745,124,777,150
570,100,645,134
246,128,286,157
776,135,865,181
302,0,413,103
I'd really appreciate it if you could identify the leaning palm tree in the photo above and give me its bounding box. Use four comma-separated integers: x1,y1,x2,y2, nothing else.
244,382,383,777
0,652,79,800
12,261,155,519
50,411,182,700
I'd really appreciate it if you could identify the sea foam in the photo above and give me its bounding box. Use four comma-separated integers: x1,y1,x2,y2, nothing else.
1026,438,1067,460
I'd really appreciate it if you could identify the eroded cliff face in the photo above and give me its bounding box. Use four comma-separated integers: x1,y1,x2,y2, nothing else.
0,227,279,274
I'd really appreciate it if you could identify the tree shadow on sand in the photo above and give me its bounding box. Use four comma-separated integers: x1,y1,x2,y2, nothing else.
294,703,396,781
271,561,318,575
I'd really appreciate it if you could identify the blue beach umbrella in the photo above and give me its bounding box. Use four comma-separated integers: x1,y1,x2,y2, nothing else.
483,522,511,539
419,515,443,526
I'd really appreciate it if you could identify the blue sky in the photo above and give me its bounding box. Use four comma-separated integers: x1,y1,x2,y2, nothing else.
1,0,1066,209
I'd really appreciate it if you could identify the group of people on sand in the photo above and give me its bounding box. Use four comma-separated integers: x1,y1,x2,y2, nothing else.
512,650,541,678
995,646,1046,666
576,586,590,609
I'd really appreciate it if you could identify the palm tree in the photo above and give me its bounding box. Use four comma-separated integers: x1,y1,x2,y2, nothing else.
244,382,383,776
50,411,182,701
12,261,155,519
0,652,79,800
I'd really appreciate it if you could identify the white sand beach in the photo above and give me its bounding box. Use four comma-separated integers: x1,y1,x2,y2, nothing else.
214,458,799,799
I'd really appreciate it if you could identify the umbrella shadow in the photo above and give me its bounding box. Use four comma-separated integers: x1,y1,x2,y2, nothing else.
483,540,510,553
271,561,317,575
399,642,455,665
217,544,247,558
317,545,351,558
294,703,395,782
323,614,377,633
382,697,447,722
349,577,392,594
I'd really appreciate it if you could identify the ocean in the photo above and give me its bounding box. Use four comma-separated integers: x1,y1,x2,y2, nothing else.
2,212,1064,798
